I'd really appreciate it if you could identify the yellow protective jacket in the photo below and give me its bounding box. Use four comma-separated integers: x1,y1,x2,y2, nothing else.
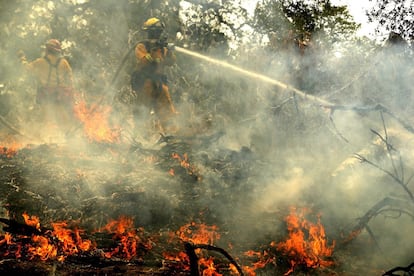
134,39,176,75
132,39,177,131
22,54,74,90
133,39,176,108
21,53,74,104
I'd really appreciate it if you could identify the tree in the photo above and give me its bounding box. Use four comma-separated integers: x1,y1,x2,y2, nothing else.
177,0,250,53
251,0,359,92
367,0,414,44
253,0,359,50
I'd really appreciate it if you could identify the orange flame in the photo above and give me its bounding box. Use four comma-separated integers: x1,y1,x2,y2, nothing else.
73,100,120,143
0,142,23,158
170,152,200,179
51,221,93,260
0,214,154,262
1,214,95,262
174,222,220,245
242,249,274,276
199,256,222,276
0,233,13,246
27,235,57,261
164,222,224,274
172,152,191,169
276,207,335,274
97,216,152,260
22,212,41,230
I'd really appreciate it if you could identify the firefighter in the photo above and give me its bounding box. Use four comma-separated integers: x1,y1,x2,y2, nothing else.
18,39,75,133
131,17,178,136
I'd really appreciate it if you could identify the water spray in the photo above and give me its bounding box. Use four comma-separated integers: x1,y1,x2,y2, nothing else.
174,46,414,134
174,46,333,107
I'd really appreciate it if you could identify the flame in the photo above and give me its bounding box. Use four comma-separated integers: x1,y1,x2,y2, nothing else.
169,168,175,176
0,233,13,246
97,216,152,260
0,214,95,262
342,228,362,244
51,222,93,258
172,152,191,169
276,207,335,274
242,249,274,276
162,251,191,271
163,222,223,274
27,235,57,261
239,208,335,275
170,152,201,179
0,141,24,158
73,100,120,143
22,212,41,230
0,214,154,262
199,256,222,276
174,222,220,245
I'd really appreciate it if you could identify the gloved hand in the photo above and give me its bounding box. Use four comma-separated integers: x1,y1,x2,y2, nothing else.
145,53,160,63
166,43,175,51
144,53,153,62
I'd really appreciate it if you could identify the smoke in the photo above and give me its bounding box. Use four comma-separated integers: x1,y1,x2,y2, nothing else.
1,0,413,274
178,27,414,271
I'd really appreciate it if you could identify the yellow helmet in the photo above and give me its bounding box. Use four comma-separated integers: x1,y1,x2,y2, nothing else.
142,17,164,30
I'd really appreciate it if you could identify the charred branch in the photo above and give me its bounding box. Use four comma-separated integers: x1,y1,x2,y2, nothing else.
323,103,414,134
184,242,244,276
353,116,414,203
382,262,414,276
341,197,414,247
354,152,414,201
0,218,49,236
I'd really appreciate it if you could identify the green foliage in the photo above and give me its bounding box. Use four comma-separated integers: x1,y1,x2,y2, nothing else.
253,0,359,47
177,0,250,52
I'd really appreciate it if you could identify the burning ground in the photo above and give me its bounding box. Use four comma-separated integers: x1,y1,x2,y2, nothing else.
1,77,414,275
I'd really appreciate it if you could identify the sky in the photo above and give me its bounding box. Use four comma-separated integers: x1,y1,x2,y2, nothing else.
331,0,378,38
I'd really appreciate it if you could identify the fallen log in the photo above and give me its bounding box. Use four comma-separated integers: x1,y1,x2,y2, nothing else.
0,217,48,236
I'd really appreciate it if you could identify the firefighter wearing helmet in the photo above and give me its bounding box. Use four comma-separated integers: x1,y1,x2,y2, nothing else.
18,39,75,132
131,17,178,135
